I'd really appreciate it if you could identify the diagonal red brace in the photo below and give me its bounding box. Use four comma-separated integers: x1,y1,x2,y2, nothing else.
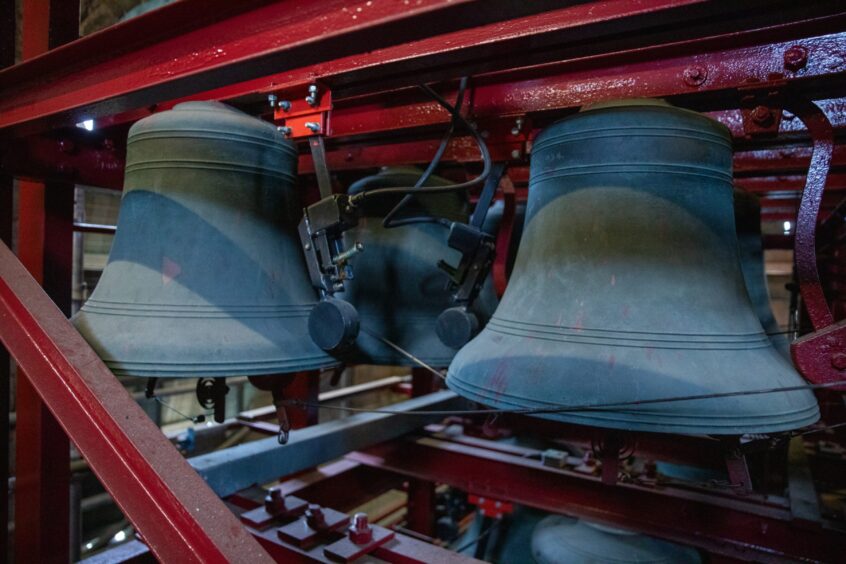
0,242,272,563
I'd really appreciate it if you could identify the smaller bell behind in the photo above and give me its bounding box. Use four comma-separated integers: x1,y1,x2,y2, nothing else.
337,167,498,367
734,189,791,358
531,515,701,564
73,101,337,377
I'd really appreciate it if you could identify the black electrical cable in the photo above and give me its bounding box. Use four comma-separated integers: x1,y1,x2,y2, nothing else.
348,81,491,205
381,77,469,229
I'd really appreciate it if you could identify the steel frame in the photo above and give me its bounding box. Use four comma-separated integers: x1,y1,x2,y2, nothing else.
2,1,846,562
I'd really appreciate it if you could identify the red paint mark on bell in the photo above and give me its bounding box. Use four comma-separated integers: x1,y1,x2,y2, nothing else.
573,312,585,331
488,363,509,401
621,305,631,319
608,354,616,369
610,274,616,286
161,256,182,285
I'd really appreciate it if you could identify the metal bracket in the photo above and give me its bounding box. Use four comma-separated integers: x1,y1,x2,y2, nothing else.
271,82,332,140
298,194,361,296
784,96,845,389
438,163,505,307
738,80,786,138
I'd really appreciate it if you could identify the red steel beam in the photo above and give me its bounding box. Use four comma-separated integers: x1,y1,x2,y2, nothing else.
3,1,846,137
14,2,79,561
0,242,273,562
349,437,844,563
0,0,657,136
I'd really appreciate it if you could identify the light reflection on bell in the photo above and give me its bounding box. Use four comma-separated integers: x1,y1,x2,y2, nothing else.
448,100,819,435
73,102,337,376
734,189,790,358
338,167,498,366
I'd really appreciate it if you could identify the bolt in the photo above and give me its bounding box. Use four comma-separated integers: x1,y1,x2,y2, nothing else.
305,504,326,529
267,94,278,108
830,353,846,370
349,512,373,545
683,65,707,87
750,105,774,127
306,84,318,106
511,117,524,136
278,100,292,111
784,45,808,72
332,242,364,264
304,243,312,251
304,122,321,133
264,488,286,515
510,149,520,159
102,138,115,151
276,126,292,136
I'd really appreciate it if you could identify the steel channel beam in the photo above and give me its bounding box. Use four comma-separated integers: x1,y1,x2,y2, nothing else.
348,436,845,563
0,0,635,135
0,241,273,562
190,390,465,497
4,1,846,137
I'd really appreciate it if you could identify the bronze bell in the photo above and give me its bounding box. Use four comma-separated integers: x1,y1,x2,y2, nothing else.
447,100,819,435
531,516,701,564
73,102,337,377
734,189,790,358
337,167,498,367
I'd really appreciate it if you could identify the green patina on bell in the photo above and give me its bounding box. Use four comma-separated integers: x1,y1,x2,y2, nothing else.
531,516,701,564
338,167,498,367
447,100,818,434
735,188,791,358
73,101,337,377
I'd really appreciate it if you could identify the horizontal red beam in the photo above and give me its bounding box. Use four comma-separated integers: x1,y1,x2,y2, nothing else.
5,1,846,138
350,436,844,562
1,0,726,136
0,242,273,563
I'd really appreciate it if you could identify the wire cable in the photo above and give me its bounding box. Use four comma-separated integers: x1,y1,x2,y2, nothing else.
382,77,469,228
349,81,491,205
282,378,846,417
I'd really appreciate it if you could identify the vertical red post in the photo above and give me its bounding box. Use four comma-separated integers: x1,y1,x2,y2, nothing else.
1,3,16,559
15,2,78,562
286,371,320,429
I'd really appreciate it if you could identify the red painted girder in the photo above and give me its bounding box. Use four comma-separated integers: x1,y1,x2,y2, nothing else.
736,173,846,193
6,1,846,136
327,31,846,140
349,437,844,562
735,144,846,176
0,0,679,136
0,242,273,563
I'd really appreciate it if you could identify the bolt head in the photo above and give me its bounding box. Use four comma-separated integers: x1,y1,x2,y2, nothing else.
784,46,808,72
750,105,774,126
830,352,846,370
264,488,286,514
510,149,520,159
683,65,707,87
349,512,373,545
305,504,325,528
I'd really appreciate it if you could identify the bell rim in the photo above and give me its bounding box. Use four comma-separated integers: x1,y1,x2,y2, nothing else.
446,372,820,435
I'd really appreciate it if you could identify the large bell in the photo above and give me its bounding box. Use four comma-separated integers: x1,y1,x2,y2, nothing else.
338,167,498,366
531,516,701,564
734,189,791,358
73,102,337,377
447,100,819,434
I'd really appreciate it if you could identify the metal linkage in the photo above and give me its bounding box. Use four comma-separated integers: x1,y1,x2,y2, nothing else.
0,242,273,563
